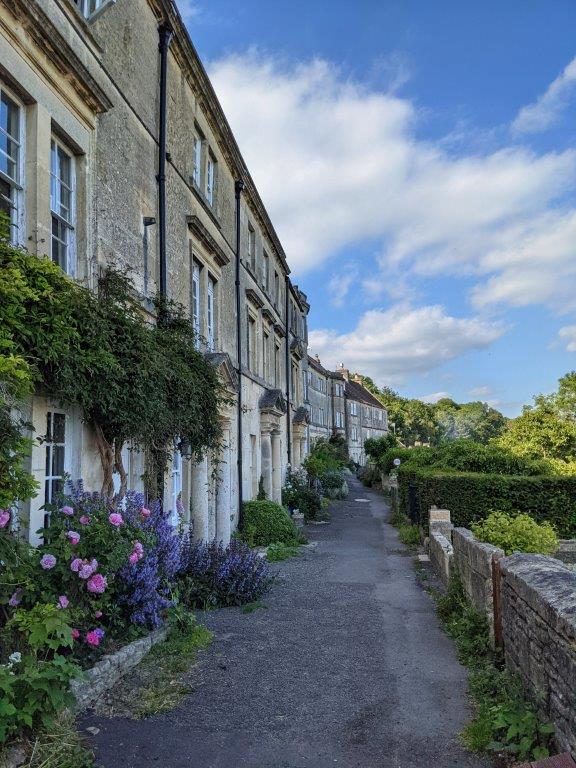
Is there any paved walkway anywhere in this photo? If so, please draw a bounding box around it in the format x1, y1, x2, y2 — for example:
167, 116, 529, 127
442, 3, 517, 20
86, 479, 489, 768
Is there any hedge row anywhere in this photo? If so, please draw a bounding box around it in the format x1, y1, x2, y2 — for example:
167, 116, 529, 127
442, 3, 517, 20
398, 467, 576, 537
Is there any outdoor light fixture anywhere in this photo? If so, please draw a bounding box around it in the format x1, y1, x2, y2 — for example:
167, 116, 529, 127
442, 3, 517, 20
143, 216, 156, 227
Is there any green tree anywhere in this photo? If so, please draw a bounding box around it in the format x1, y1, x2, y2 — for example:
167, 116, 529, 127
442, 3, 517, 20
496, 402, 576, 462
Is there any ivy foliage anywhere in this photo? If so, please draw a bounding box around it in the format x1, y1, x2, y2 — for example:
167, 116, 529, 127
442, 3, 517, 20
0, 221, 224, 500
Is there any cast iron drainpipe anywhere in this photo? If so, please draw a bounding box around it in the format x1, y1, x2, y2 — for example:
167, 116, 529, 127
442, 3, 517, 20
235, 180, 245, 526
156, 22, 172, 505
157, 22, 173, 304
285, 276, 292, 465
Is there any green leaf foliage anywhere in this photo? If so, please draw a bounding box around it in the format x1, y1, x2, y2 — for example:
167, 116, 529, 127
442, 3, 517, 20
240, 500, 300, 547
471, 512, 558, 556
398, 466, 576, 536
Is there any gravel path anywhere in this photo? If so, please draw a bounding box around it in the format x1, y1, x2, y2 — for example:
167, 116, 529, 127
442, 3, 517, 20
84, 479, 490, 768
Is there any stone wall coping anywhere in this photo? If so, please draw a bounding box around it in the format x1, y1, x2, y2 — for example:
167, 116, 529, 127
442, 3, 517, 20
453, 527, 504, 556
70, 626, 168, 711
501, 553, 576, 641
430, 530, 454, 554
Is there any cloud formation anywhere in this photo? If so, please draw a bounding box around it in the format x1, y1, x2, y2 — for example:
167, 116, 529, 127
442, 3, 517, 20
559, 325, 576, 352
308, 304, 503, 387
210, 51, 576, 314
512, 57, 576, 134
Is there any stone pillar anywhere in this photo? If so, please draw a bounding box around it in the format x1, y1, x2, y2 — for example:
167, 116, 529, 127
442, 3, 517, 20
272, 431, 282, 503
207, 455, 216, 540
292, 436, 301, 469
191, 456, 209, 541
261, 429, 273, 500
216, 428, 231, 544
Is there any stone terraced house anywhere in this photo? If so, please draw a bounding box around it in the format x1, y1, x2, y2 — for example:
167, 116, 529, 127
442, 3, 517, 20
1, 0, 311, 543
305, 357, 389, 465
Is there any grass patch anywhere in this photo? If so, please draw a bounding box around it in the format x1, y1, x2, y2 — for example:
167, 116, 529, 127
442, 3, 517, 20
398, 523, 421, 548
266, 541, 302, 562
435, 573, 554, 764
22, 713, 95, 768
241, 600, 267, 614
132, 615, 212, 719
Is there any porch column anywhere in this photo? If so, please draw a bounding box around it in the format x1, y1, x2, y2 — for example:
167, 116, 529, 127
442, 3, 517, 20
292, 435, 301, 469
261, 428, 273, 500
216, 427, 232, 544
191, 456, 209, 541
272, 431, 282, 503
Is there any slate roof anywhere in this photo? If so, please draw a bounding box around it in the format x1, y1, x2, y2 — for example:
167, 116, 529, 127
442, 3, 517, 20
345, 379, 386, 410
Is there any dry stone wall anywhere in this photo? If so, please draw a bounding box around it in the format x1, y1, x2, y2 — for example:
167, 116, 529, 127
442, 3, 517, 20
500, 554, 576, 756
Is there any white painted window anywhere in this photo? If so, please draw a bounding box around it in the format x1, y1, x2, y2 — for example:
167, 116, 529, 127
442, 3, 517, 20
263, 251, 269, 291
191, 260, 201, 349
192, 134, 202, 187
350, 401, 358, 416
263, 330, 270, 381
50, 138, 75, 274
44, 412, 67, 529
247, 310, 257, 370
0, 88, 23, 244
206, 152, 216, 205
207, 275, 216, 351
71, 0, 111, 20
248, 224, 256, 272
335, 411, 344, 428
352, 426, 358, 441
171, 448, 182, 527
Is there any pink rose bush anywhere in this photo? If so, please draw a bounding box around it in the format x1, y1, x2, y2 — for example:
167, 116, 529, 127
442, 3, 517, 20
40, 554, 56, 570
57, 595, 69, 609
67, 530, 80, 545
87, 573, 107, 594
0, 509, 11, 528
109, 512, 123, 527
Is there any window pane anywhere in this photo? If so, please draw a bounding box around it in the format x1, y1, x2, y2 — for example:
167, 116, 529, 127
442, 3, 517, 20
53, 412, 66, 442
52, 445, 65, 476
51, 217, 67, 268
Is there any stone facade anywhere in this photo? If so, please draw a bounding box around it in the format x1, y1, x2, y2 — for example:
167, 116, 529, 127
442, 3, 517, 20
501, 554, 576, 756
2, 0, 309, 543
304, 356, 388, 465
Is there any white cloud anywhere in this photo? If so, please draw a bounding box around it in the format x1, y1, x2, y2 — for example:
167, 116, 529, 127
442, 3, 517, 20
328, 265, 358, 307
419, 392, 452, 404
559, 325, 576, 352
209, 51, 576, 314
512, 57, 576, 135
308, 304, 503, 386
176, 0, 200, 24
469, 385, 491, 397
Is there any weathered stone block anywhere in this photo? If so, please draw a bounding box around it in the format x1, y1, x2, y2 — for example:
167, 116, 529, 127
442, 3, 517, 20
429, 531, 453, 586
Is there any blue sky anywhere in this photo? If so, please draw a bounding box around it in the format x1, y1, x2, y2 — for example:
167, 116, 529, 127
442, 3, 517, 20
179, 0, 576, 415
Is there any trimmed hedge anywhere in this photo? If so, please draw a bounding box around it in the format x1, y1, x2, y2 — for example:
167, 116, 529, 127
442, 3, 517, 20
398, 467, 576, 537
240, 500, 299, 547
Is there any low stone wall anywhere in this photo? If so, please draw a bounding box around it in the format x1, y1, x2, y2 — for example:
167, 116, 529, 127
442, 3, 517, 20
452, 527, 504, 637
429, 531, 453, 586
555, 539, 576, 566
70, 627, 167, 710
500, 554, 576, 755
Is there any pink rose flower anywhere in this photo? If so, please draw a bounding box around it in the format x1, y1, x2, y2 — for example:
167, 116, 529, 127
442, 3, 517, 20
67, 530, 80, 545
8, 588, 23, 607
86, 630, 101, 647
108, 512, 123, 527
129, 551, 139, 565
87, 573, 107, 594
94, 610, 103, 619
140, 507, 151, 518
79, 515, 90, 525
0, 509, 10, 528
71, 558, 83, 573
71, 628, 80, 640
57, 595, 69, 609
40, 554, 56, 570
133, 541, 144, 556
61, 505, 74, 516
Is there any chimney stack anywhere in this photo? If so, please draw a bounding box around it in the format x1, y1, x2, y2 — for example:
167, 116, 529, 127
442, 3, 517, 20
338, 363, 350, 381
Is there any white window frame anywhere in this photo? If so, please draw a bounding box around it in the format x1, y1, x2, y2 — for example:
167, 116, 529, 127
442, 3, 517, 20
207, 275, 216, 351
263, 251, 270, 292
50, 136, 76, 275
350, 401, 358, 416
352, 426, 358, 441
171, 447, 182, 527
0, 85, 25, 246
205, 151, 216, 206
44, 411, 68, 529
71, 0, 112, 20
192, 133, 202, 188
191, 259, 201, 349
248, 224, 256, 272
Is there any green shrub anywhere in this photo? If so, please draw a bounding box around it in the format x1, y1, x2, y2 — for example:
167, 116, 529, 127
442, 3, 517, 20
471, 512, 558, 555
281, 466, 324, 520
364, 435, 398, 463
398, 467, 576, 537
380, 446, 430, 474
398, 524, 421, 547
266, 542, 301, 562
241, 500, 299, 547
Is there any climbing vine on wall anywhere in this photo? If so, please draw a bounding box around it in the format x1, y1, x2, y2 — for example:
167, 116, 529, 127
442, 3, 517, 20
0, 217, 224, 503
